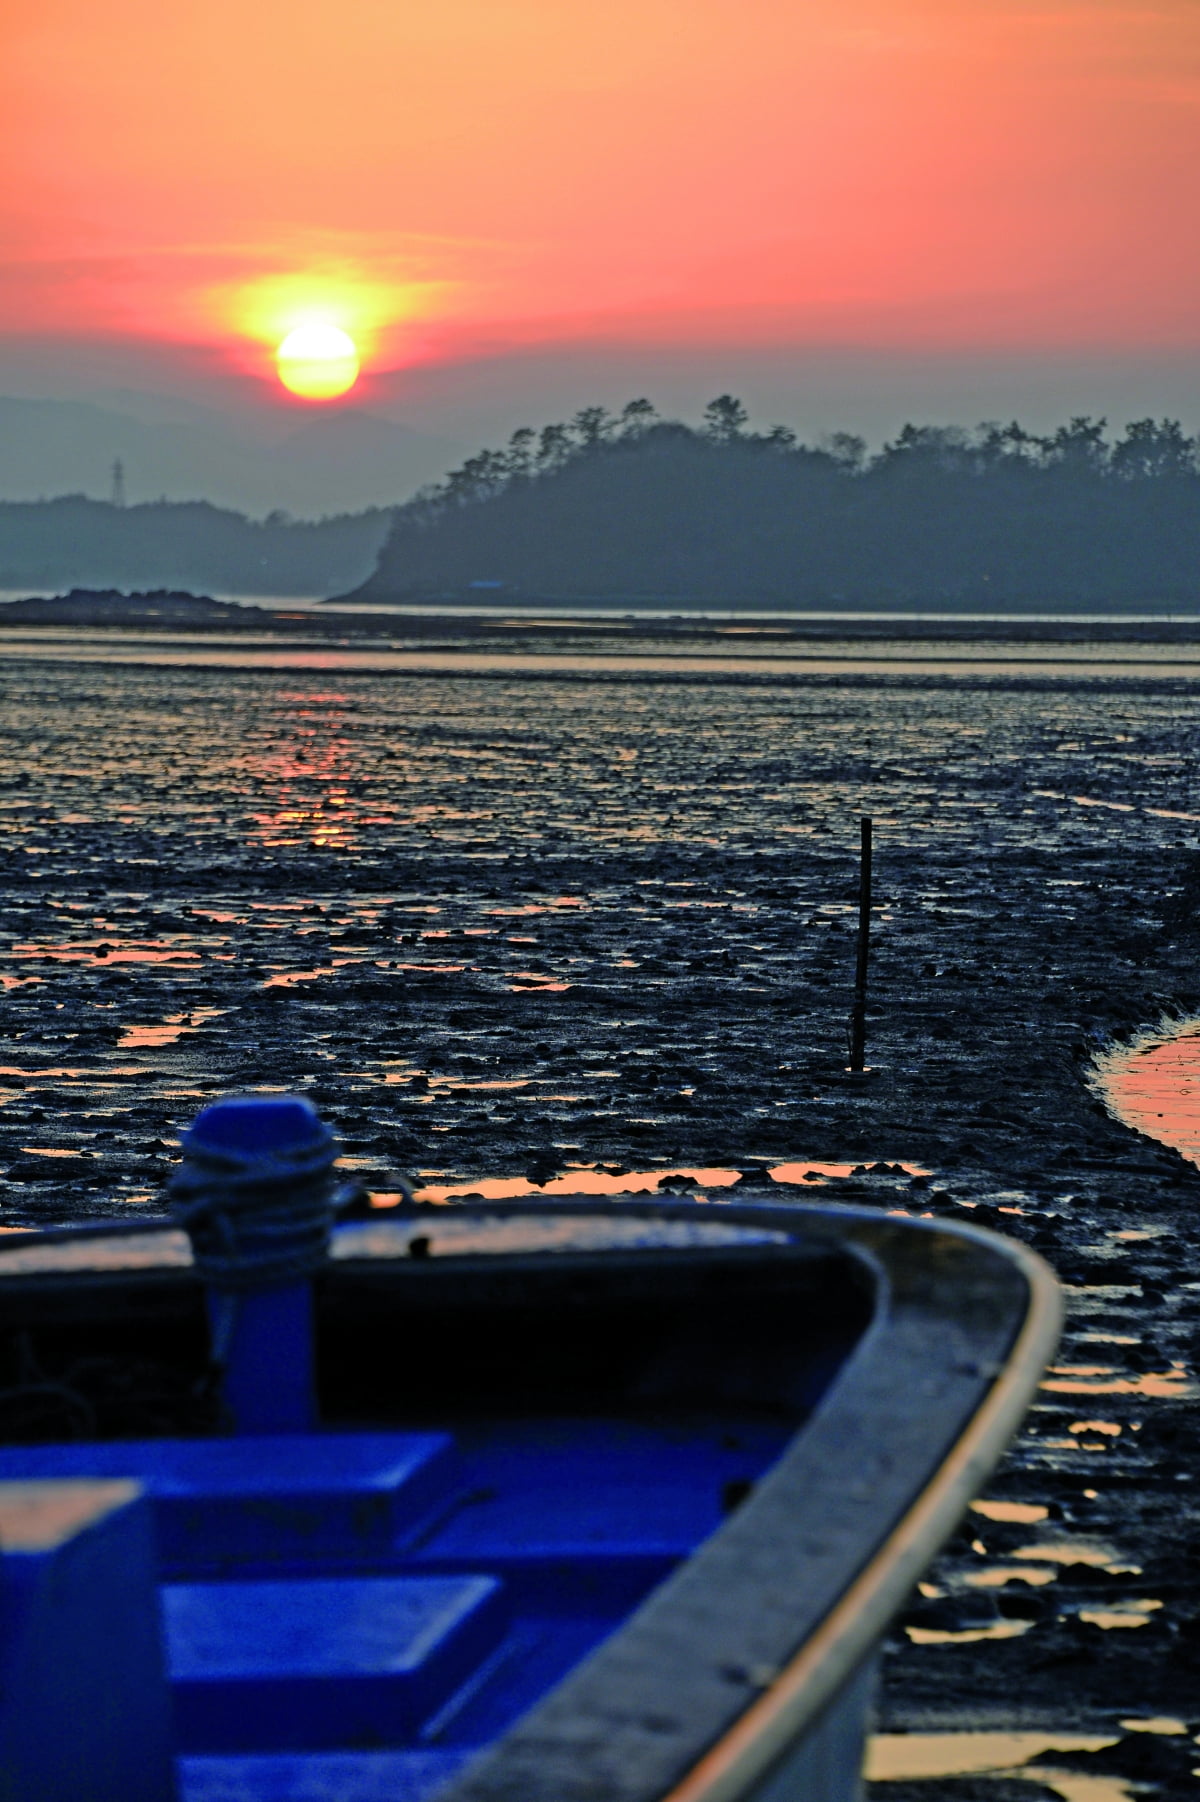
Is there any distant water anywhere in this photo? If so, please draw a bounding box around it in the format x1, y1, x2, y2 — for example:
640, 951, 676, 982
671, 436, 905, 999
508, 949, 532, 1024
261, 600, 1200, 625
9, 591, 1200, 627
6, 625, 1200, 681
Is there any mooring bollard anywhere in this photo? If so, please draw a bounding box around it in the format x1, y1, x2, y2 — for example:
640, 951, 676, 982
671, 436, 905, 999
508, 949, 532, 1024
169, 1095, 340, 1435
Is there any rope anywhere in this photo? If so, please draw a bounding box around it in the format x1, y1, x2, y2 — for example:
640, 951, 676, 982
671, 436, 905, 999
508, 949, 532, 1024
168, 1114, 340, 1364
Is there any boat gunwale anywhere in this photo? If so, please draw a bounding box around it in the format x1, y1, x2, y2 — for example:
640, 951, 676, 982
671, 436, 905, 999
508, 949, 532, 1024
656, 1205, 1062, 1802
424, 1196, 1060, 1802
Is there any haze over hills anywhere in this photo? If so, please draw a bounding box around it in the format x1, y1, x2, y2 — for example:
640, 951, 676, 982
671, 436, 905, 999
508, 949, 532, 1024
0, 395, 463, 517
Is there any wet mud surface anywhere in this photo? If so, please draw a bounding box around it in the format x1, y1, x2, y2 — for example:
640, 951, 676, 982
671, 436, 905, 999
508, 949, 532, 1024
1, 641, 1199, 1793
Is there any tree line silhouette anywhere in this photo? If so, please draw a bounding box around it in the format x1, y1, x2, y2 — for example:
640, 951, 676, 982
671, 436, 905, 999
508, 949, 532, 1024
357, 399, 1200, 609
0, 497, 390, 595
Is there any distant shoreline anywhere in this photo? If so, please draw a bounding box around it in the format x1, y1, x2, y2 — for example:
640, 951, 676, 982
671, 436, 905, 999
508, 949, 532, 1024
7, 588, 1200, 645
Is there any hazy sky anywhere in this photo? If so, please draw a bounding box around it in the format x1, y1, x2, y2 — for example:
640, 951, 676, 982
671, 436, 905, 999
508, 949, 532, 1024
3, 0, 1199, 447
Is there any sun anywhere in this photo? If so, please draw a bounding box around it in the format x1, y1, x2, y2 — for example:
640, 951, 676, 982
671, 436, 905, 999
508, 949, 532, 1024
276, 323, 360, 400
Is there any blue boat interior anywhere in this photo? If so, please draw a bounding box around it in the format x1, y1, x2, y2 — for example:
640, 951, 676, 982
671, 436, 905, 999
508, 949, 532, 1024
0, 1220, 873, 1801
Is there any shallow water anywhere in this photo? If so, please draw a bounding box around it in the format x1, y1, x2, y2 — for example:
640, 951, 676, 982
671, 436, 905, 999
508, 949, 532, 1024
1093, 1023, 1200, 1166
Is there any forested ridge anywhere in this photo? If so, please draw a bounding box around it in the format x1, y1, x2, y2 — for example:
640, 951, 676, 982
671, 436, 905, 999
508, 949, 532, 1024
355, 398, 1200, 609
0, 496, 390, 595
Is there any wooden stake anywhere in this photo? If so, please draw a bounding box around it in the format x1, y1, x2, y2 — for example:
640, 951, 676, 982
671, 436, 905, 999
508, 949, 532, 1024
849, 817, 872, 1071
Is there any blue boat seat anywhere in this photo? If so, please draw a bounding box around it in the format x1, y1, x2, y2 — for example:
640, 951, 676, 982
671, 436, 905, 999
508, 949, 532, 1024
166, 1574, 508, 1752
0, 1419, 796, 1791
177, 1748, 474, 1802
0, 1433, 456, 1575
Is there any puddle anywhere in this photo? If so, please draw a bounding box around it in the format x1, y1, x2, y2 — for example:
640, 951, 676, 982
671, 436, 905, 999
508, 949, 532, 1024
1034, 789, 1200, 830
425, 1078, 531, 1093
867, 1732, 1152, 1802
963, 1565, 1058, 1588
120, 1025, 190, 1049
1117, 1718, 1188, 1735
1013, 1543, 1140, 1574
379, 1159, 926, 1204
0, 1067, 154, 1082
1041, 1364, 1194, 1400
867, 1732, 1115, 1781
263, 959, 371, 989
1092, 1017, 1200, 1164
904, 1618, 1034, 1645
1077, 1599, 1162, 1629
13, 940, 201, 967
970, 1500, 1050, 1525
1024, 1777, 1140, 1802
771, 1158, 927, 1183
117, 1008, 224, 1049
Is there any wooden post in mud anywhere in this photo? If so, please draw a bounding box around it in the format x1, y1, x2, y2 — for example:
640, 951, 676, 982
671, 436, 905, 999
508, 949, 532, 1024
849, 816, 872, 1072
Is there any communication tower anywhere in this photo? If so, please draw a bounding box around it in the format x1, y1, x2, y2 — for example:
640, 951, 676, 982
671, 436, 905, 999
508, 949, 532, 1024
110, 458, 126, 508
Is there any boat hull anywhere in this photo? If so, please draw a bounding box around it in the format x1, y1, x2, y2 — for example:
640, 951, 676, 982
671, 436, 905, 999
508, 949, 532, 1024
0, 1198, 1060, 1802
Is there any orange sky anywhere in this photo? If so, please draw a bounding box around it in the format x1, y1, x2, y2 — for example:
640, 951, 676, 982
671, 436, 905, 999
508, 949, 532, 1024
3, 0, 1199, 405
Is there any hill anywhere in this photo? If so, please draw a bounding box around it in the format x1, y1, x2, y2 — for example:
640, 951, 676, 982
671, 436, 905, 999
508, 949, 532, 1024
348, 400, 1200, 610
0, 496, 391, 596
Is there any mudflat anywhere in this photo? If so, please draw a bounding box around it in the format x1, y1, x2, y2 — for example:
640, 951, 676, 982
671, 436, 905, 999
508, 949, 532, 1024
1, 626, 1198, 1792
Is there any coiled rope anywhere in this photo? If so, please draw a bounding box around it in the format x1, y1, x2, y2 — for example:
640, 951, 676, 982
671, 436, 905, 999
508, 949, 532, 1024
168, 1108, 341, 1365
